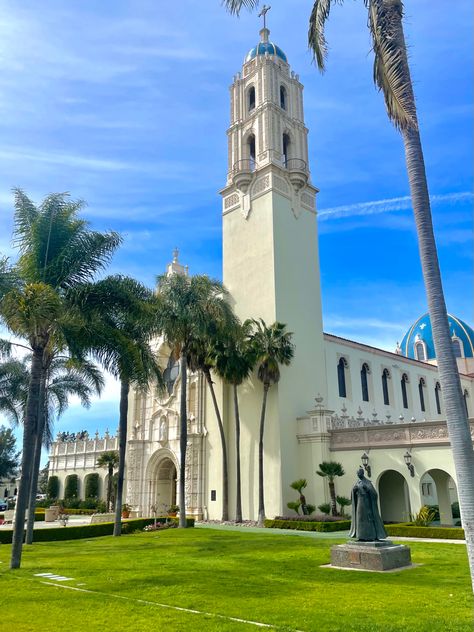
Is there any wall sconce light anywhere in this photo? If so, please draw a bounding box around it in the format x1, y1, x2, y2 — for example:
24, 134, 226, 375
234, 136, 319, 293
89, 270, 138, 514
404, 451, 415, 477
361, 452, 371, 478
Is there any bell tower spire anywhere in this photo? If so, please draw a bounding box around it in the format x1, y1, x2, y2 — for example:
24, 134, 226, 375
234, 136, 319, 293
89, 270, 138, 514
221, 26, 327, 520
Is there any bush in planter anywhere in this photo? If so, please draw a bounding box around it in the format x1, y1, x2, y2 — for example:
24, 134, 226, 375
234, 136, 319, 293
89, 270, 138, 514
64, 474, 79, 500
46, 475, 59, 500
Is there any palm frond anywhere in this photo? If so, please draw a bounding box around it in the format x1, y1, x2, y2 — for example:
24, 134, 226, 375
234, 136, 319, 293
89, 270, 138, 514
368, 0, 417, 131
308, 0, 344, 71
12, 188, 39, 251
223, 0, 260, 16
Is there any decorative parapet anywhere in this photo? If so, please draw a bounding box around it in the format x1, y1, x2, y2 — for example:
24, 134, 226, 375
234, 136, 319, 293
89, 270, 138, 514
50, 429, 119, 458
329, 419, 474, 451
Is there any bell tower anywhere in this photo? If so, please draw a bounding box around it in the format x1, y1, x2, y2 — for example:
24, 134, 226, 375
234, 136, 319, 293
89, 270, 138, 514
220, 25, 327, 519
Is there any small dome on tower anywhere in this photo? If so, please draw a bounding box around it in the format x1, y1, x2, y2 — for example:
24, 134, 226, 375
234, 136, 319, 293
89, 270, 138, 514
244, 28, 288, 64
400, 313, 474, 361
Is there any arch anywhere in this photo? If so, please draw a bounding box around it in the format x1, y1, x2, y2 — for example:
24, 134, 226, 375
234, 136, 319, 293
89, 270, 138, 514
280, 84, 287, 110
360, 362, 370, 402
337, 357, 348, 398
247, 85, 256, 112
420, 469, 459, 526
418, 377, 426, 412
246, 133, 256, 171
145, 449, 178, 516
435, 381, 442, 415
382, 368, 390, 405
452, 337, 463, 358
378, 470, 411, 523
282, 132, 290, 168
400, 373, 409, 409
415, 341, 426, 361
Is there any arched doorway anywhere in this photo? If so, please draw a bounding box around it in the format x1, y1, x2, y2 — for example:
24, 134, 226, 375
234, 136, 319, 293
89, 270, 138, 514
378, 470, 411, 523
147, 456, 177, 515
420, 469, 459, 526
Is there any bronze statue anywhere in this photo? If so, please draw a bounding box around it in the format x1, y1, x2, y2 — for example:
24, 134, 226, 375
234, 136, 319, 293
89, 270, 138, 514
349, 467, 387, 541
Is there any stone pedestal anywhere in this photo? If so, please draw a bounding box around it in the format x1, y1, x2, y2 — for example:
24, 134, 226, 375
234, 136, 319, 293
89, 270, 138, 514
330, 540, 412, 572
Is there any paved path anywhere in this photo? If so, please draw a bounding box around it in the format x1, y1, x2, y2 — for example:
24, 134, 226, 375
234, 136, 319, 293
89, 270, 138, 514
0, 515, 91, 530
195, 522, 467, 544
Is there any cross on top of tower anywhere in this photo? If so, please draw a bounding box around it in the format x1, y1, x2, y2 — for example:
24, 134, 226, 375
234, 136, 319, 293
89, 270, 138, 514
258, 4, 271, 29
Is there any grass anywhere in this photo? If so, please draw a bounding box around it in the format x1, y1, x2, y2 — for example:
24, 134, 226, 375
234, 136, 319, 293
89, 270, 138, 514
0, 527, 472, 631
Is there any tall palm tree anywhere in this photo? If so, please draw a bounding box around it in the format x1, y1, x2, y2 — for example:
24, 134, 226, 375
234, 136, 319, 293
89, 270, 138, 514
73, 275, 164, 536
250, 319, 294, 526
213, 321, 255, 522
316, 461, 345, 516
224, 0, 474, 590
97, 451, 119, 511
156, 273, 235, 528
0, 189, 121, 569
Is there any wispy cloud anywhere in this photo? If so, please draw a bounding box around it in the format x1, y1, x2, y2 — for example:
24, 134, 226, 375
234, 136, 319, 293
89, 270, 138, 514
318, 191, 473, 221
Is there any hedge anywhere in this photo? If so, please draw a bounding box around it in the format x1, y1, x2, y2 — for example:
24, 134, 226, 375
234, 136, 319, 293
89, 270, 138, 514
0, 516, 195, 544
385, 523, 465, 540
265, 518, 351, 532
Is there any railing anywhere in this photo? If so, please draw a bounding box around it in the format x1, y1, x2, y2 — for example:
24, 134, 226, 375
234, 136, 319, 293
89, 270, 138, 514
233, 159, 255, 174
285, 158, 307, 172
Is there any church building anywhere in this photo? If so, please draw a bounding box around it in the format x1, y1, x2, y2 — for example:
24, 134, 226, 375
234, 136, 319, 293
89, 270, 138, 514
49, 26, 474, 527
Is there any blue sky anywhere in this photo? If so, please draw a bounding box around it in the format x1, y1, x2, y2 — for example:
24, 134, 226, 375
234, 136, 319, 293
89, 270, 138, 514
0, 0, 472, 441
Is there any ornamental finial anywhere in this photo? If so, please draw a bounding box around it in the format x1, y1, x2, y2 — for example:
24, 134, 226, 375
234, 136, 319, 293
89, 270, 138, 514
173, 247, 179, 263
258, 4, 271, 29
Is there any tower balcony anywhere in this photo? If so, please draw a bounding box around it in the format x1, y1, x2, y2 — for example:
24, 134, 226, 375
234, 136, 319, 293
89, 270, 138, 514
285, 158, 308, 191
232, 159, 255, 192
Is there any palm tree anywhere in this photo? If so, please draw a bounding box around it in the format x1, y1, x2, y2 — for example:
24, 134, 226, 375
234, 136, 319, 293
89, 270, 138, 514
0, 355, 104, 543
97, 451, 119, 511
156, 273, 235, 528
73, 275, 164, 536
250, 319, 294, 526
213, 321, 255, 522
316, 461, 345, 516
0, 189, 121, 569
224, 0, 474, 590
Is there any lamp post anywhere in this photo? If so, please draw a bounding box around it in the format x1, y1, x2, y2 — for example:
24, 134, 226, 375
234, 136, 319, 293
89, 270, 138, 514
404, 451, 415, 477
361, 452, 371, 478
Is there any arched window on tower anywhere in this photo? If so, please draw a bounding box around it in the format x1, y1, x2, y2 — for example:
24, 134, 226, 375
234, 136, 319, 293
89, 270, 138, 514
418, 377, 426, 412
248, 86, 256, 112
435, 382, 442, 415
282, 133, 290, 168
248, 134, 256, 171
382, 368, 390, 405
452, 338, 463, 358
280, 85, 287, 110
401, 373, 409, 409
360, 363, 370, 402
337, 357, 348, 398
415, 342, 426, 361
464, 389, 470, 416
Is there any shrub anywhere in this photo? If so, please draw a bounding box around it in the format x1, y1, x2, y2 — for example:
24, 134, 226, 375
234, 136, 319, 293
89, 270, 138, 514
274, 514, 346, 522
265, 518, 351, 532
63, 497, 81, 509
426, 504, 440, 521
46, 476, 59, 499
384, 523, 464, 540
96, 500, 107, 514
318, 503, 331, 515
452, 502, 460, 519
0, 516, 195, 544
412, 505, 437, 526
64, 475, 79, 500
85, 473, 99, 499
287, 501, 301, 515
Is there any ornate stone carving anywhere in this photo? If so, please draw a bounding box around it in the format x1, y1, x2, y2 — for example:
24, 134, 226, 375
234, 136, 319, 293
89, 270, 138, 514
273, 175, 290, 195
224, 193, 239, 209
301, 192, 315, 208
252, 175, 270, 196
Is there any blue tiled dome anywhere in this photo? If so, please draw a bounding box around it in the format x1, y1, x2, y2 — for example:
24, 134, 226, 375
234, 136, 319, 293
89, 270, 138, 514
401, 313, 474, 361
245, 41, 287, 64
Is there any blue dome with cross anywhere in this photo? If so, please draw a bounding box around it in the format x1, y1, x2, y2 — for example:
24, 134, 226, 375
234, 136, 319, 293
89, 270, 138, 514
400, 313, 474, 361
244, 27, 287, 64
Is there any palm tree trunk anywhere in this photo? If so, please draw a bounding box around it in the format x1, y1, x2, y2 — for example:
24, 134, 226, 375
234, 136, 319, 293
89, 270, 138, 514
257, 384, 269, 527
107, 464, 113, 511
25, 374, 46, 545
10, 347, 43, 569
178, 353, 188, 528
403, 124, 474, 584
233, 383, 242, 523
328, 480, 337, 516
114, 378, 129, 536
204, 368, 228, 522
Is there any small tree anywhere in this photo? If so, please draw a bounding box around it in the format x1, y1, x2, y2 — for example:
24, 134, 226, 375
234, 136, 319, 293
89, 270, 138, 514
0, 426, 19, 479
316, 461, 345, 516
46, 475, 59, 500
97, 451, 119, 512
64, 474, 79, 500
336, 495, 351, 517
85, 473, 99, 499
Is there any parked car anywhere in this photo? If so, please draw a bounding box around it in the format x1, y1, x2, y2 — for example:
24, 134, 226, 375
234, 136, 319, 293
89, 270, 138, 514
0, 500, 8, 512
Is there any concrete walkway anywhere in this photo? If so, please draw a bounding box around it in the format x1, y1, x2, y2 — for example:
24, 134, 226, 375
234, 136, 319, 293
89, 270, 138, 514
195, 522, 467, 544
0, 515, 91, 530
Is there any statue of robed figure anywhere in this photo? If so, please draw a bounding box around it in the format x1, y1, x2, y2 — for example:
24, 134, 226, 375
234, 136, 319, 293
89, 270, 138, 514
349, 467, 387, 541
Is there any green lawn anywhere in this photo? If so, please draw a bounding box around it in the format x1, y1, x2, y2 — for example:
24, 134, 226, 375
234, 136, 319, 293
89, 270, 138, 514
0, 527, 472, 631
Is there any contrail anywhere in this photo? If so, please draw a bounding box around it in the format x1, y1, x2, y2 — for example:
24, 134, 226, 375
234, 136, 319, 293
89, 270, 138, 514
318, 191, 473, 221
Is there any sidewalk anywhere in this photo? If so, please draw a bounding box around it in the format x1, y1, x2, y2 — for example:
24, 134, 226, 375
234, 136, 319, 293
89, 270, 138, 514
0, 515, 91, 530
